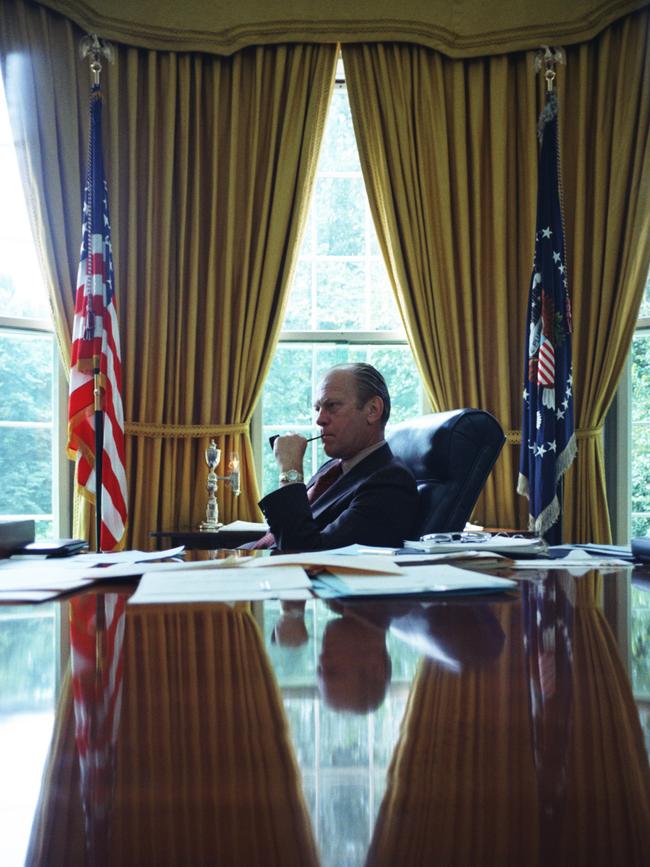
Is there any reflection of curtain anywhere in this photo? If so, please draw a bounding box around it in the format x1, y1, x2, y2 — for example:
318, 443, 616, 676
0, 0, 336, 547
344, 9, 650, 539
366, 605, 539, 867
112, 603, 319, 866
25, 602, 319, 866
366, 578, 650, 867
557, 576, 650, 865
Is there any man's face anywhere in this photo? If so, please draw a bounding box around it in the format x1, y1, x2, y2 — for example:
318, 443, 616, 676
314, 369, 383, 459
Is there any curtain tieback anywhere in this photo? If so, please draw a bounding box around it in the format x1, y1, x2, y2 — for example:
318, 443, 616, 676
125, 421, 249, 439
505, 426, 601, 445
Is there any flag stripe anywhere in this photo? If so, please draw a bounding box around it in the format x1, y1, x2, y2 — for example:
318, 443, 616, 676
67, 85, 128, 551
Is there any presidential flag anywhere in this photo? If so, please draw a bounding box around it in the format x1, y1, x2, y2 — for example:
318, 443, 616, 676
68, 83, 127, 550
518, 91, 576, 541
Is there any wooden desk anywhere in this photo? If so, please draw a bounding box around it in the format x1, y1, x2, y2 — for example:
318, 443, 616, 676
2, 561, 649, 866
152, 527, 265, 549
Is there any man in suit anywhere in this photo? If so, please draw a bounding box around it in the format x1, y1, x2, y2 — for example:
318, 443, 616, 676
257, 362, 418, 551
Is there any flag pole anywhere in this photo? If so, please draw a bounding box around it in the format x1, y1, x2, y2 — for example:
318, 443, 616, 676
518, 45, 576, 545
82, 36, 110, 552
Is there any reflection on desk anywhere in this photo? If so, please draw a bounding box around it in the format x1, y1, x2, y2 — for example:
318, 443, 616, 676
1, 564, 649, 867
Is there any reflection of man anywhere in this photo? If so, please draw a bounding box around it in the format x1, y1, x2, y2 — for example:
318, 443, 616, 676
256, 363, 418, 551
318, 611, 392, 714
271, 601, 309, 647
317, 600, 506, 715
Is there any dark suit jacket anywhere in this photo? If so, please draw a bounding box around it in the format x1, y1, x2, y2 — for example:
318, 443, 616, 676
258, 443, 418, 551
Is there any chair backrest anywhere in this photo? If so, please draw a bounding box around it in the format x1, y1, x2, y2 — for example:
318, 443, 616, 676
386, 409, 506, 538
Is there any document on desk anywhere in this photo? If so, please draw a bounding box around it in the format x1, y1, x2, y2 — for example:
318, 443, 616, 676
240, 551, 402, 575
313, 564, 517, 598
0, 560, 97, 595
63, 546, 186, 566
128, 564, 312, 604
404, 537, 547, 556
509, 549, 633, 573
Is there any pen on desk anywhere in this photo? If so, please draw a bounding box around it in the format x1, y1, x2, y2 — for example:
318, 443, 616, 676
268, 433, 324, 448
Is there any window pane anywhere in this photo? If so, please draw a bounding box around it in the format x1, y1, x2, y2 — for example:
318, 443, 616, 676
316, 260, 364, 329
631, 331, 650, 537
640, 270, 650, 319
0, 425, 53, 517
283, 258, 312, 331
318, 87, 360, 174
0, 78, 49, 321
315, 176, 365, 256
0, 330, 53, 423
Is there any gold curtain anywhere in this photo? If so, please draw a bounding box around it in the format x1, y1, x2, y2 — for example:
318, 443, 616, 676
0, 0, 336, 548
343, 9, 650, 542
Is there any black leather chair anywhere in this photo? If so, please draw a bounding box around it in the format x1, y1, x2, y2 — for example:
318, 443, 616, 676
386, 409, 506, 538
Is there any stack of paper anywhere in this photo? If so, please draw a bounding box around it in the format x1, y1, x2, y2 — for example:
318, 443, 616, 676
404, 536, 548, 556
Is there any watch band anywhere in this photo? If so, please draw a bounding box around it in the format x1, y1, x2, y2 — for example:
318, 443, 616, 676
279, 469, 304, 484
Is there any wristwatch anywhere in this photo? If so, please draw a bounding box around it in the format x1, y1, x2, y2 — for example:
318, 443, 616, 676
279, 469, 304, 484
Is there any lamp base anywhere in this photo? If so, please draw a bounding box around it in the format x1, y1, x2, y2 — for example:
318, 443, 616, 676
199, 520, 223, 532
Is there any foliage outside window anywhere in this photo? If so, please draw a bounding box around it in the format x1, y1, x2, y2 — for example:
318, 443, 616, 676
631, 273, 650, 739
631, 277, 650, 538
260, 84, 422, 495
0, 75, 57, 538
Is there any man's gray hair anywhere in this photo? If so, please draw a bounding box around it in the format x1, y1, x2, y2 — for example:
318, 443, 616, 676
331, 363, 391, 427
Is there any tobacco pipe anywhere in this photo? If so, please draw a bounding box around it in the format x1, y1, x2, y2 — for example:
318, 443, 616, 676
268, 433, 324, 448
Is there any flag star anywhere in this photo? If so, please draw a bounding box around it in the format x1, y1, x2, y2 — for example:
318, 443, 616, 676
556, 408, 565, 419
541, 227, 552, 239
537, 444, 547, 457
548, 440, 557, 452
562, 399, 569, 409
553, 251, 561, 263
566, 386, 572, 398
558, 264, 565, 274
523, 388, 529, 401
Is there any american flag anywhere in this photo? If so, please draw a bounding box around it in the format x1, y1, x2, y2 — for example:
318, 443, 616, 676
518, 91, 576, 542
68, 83, 127, 551
70, 592, 127, 860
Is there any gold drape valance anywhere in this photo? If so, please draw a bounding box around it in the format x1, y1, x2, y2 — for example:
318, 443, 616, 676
33, 0, 648, 57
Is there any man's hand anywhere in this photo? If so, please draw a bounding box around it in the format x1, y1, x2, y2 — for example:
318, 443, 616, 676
274, 433, 308, 473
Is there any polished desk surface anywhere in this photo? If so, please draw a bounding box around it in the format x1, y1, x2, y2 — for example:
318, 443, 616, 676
1, 555, 649, 867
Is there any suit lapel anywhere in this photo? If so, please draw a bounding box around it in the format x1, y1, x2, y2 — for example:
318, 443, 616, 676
309, 443, 392, 518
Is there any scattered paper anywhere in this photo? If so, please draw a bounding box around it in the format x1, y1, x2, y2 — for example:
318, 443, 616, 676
69, 546, 186, 566
509, 549, 633, 573
128, 565, 311, 604
241, 551, 402, 575
314, 564, 517, 597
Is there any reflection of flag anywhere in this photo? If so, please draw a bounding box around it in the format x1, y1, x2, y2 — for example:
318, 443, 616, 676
518, 91, 576, 541
70, 593, 127, 860
522, 576, 574, 863
67, 83, 127, 551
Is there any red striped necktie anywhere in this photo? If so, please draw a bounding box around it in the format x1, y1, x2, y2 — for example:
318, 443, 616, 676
249, 460, 343, 550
